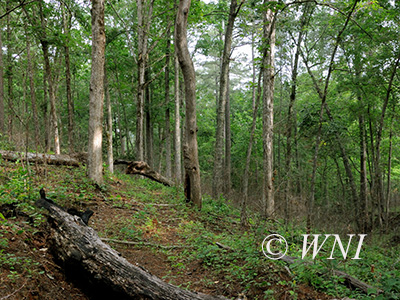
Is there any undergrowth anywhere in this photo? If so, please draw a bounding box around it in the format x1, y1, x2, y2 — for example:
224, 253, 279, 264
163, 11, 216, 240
0, 158, 399, 299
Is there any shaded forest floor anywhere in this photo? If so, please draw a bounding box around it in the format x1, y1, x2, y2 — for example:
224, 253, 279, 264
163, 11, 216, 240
0, 160, 398, 299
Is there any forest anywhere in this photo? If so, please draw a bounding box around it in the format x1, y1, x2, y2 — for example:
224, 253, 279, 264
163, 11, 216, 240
0, 0, 400, 299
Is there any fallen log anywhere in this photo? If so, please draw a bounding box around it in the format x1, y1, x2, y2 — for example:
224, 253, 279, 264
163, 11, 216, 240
35, 196, 226, 300
0, 150, 80, 167
280, 255, 381, 294
115, 159, 174, 187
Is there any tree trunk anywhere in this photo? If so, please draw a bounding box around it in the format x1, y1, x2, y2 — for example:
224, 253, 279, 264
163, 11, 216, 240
165, 28, 172, 179
212, 0, 241, 198
0, 23, 4, 134
262, 0, 276, 218
26, 36, 40, 151
105, 66, 114, 173
87, 0, 106, 185
224, 84, 231, 195
145, 70, 153, 166
136, 0, 154, 161
175, 0, 202, 209
62, 4, 74, 154
174, 51, 182, 184
6, 0, 13, 142
35, 198, 226, 300
39, 0, 60, 155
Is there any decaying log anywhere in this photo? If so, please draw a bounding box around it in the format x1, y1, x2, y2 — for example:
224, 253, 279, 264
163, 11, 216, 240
280, 255, 381, 294
0, 150, 80, 166
35, 197, 226, 300
115, 159, 174, 187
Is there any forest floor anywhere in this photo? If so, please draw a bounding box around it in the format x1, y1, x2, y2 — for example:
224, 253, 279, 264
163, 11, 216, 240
0, 160, 397, 299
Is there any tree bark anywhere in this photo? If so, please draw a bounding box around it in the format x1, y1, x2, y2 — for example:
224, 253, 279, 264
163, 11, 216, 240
0, 22, 4, 134
212, 0, 242, 198
39, 0, 60, 155
6, 0, 13, 142
62, 3, 74, 154
105, 66, 114, 173
35, 198, 226, 300
173, 27, 182, 184
87, 0, 106, 185
136, 0, 154, 161
165, 27, 172, 179
175, 0, 202, 209
145, 70, 153, 167
262, 0, 276, 218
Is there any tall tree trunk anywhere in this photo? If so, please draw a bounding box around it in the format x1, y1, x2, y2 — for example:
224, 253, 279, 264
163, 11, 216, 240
26, 36, 40, 151
262, 0, 276, 218
373, 49, 400, 226
105, 66, 113, 173
87, 0, 106, 185
285, 3, 311, 223
39, 0, 60, 154
212, 0, 242, 198
174, 51, 182, 183
224, 83, 231, 195
62, 3, 74, 154
6, 0, 13, 141
145, 70, 153, 166
385, 109, 394, 230
175, 0, 201, 209
0, 22, 4, 134
165, 28, 172, 179
136, 0, 154, 161
114, 68, 125, 156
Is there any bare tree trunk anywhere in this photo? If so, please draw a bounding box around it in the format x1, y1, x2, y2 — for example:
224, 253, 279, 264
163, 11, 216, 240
385, 109, 394, 230
26, 36, 40, 151
87, 0, 106, 185
224, 83, 231, 195
241, 60, 263, 226
39, 0, 60, 154
0, 23, 4, 134
62, 3, 74, 154
136, 0, 154, 161
174, 52, 182, 183
285, 3, 311, 224
175, 0, 201, 209
165, 28, 172, 179
6, 0, 13, 142
212, 0, 242, 198
104, 67, 113, 173
145, 70, 153, 166
114, 68, 125, 156
262, 1, 276, 218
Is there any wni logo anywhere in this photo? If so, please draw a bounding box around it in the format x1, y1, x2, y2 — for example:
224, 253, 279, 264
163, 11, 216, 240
301, 234, 367, 260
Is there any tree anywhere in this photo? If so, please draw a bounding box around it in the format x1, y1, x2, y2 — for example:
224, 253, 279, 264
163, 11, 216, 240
262, 0, 276, 218
212, 0, 243, 198
175, 0, 202, 209
87, 0, 106, 185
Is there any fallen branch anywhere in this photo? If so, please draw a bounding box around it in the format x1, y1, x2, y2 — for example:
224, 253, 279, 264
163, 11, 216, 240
35, 196, 226, 300
0, 150, 80, 167
115, 159, 174, 187
100, 238, 193, 250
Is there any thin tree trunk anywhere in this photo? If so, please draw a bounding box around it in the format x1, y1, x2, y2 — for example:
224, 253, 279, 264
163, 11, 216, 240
175, 0, 201, 209
26, 36, 40, 151
104, 66, 113, 173
39, 0, 60, 154
385, 109, 394, 230
0, 22, 4, 134
165, 28, 172, 179
87, 0, 106, 185
212, 0, 242, 198
262, 0, 276, 218
224, 82, 231, 195
145, 70, 153, 167
174, 51, 182, 183
114, 68, 125, 156
62, 4, 74, 154
6, 0, 13, 142
136, 0, 154, 161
